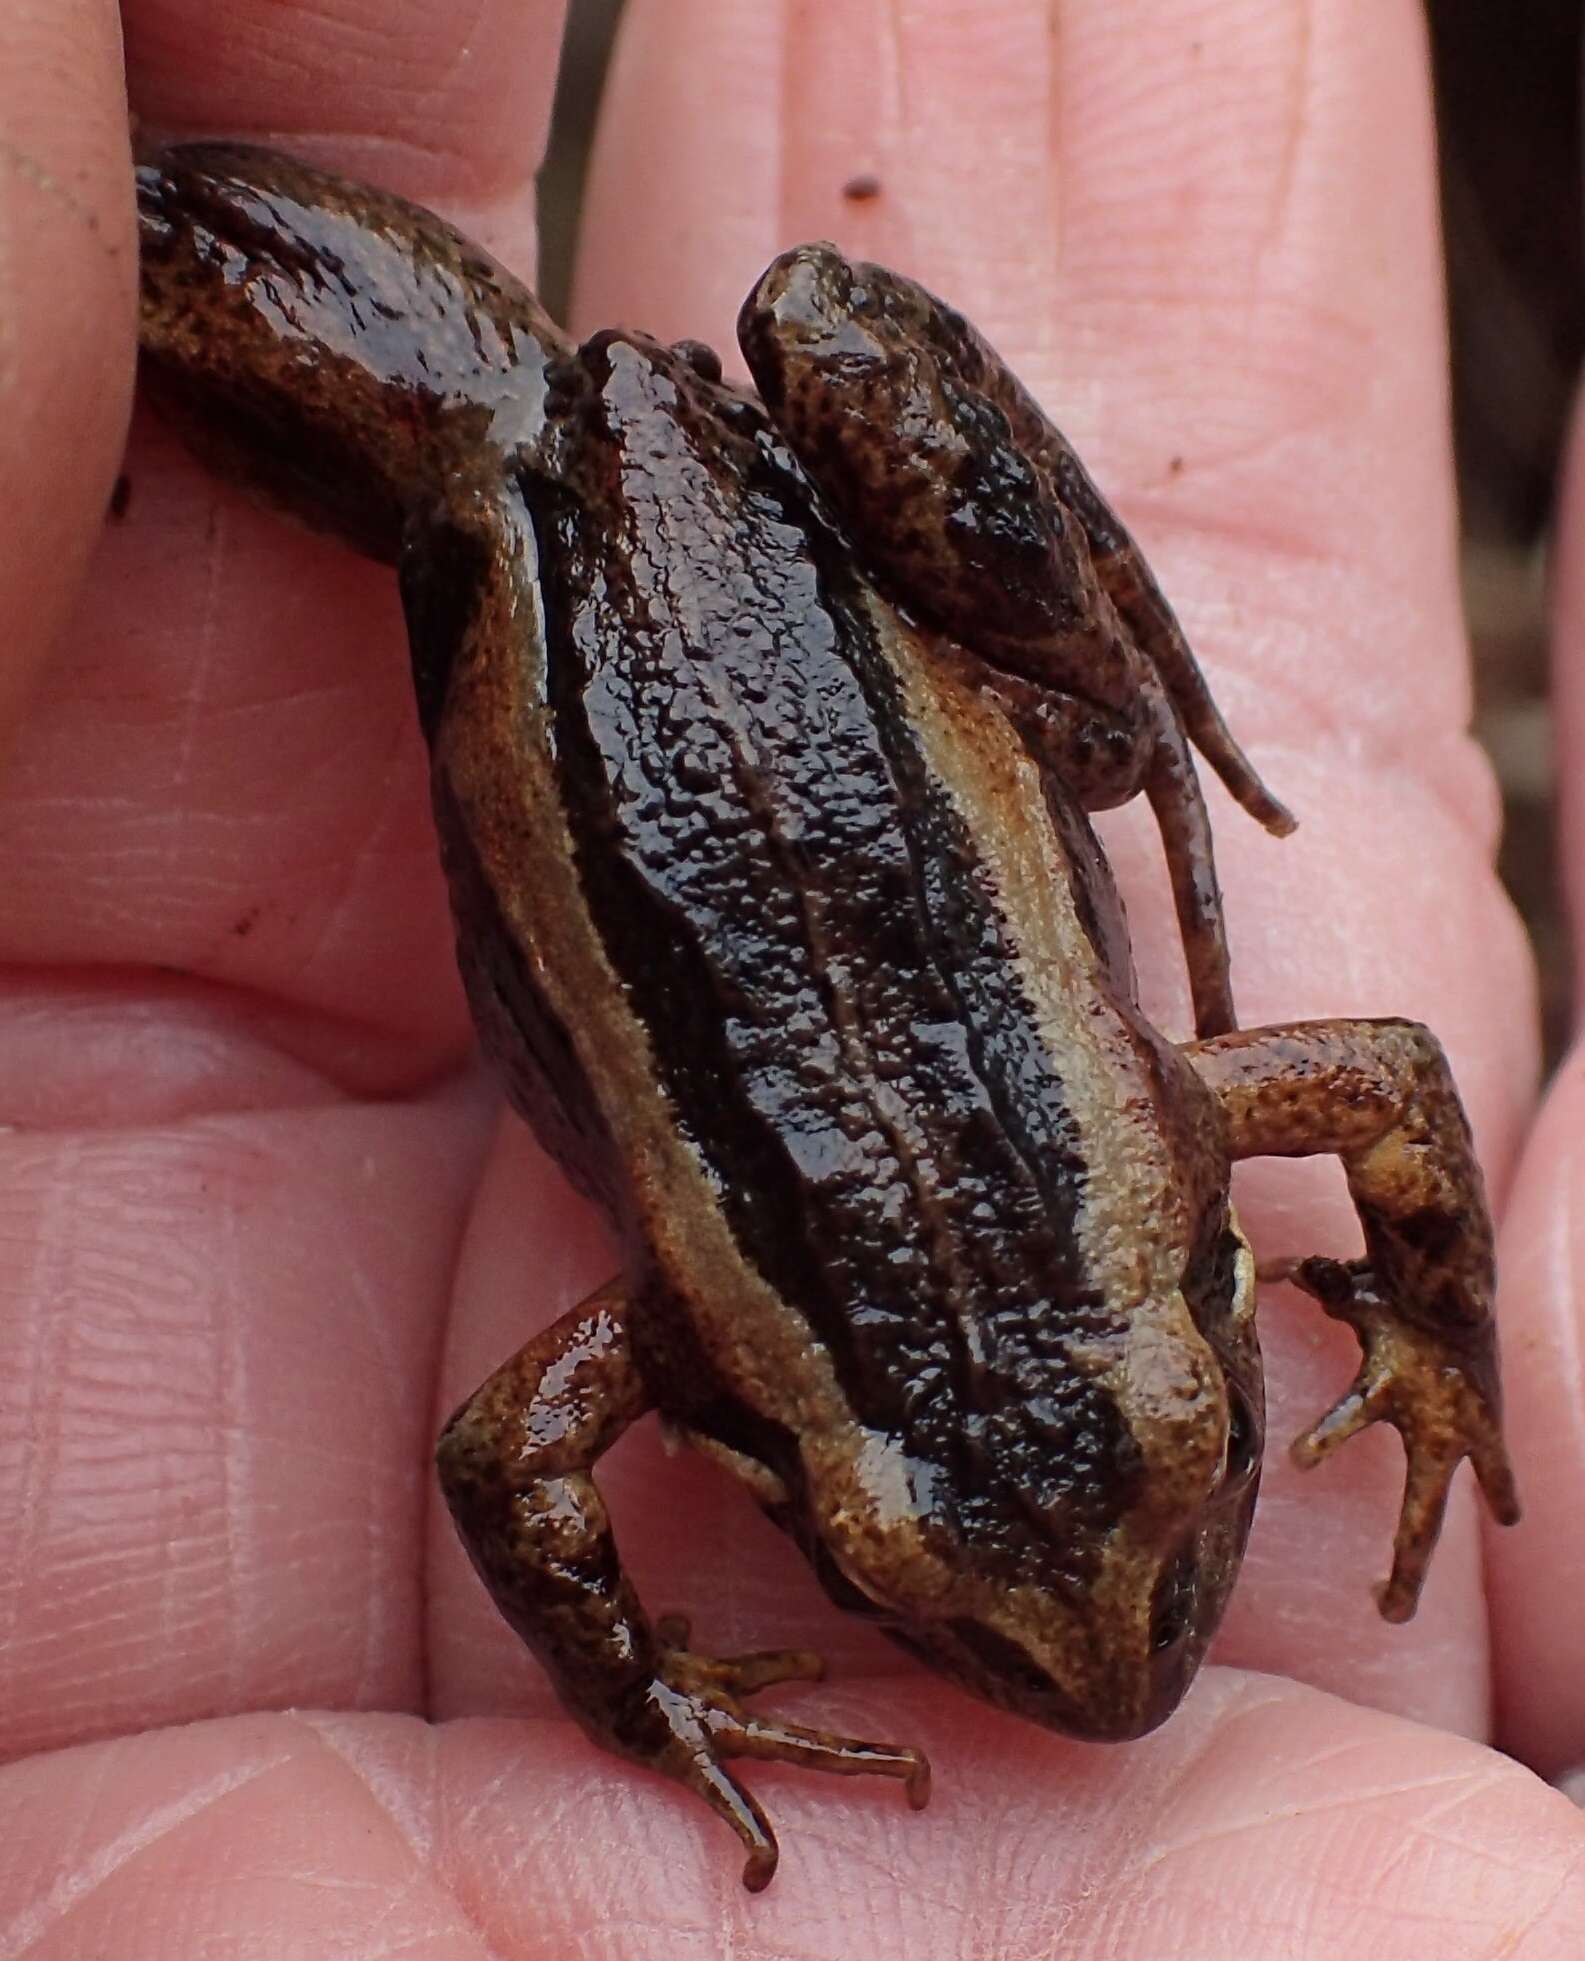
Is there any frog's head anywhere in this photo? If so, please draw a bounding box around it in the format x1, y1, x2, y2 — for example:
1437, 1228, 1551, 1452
900, 1403, 1262, 1744
736, 240, 980, 487
738, 240, 1106, 682
799, 1234, 1264, 1741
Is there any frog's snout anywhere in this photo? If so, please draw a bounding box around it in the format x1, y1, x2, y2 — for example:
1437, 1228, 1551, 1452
738, 243, 890, 417
749, 241, 853, 326
741, 242, 872, 359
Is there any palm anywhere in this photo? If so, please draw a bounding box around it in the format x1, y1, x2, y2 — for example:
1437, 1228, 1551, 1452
1, 0, 1581, 1952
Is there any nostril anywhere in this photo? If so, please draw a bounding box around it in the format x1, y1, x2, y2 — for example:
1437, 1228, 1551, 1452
1224, 1385, 1259, 1483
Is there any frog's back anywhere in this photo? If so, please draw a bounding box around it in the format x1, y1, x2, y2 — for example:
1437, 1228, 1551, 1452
423, 329, 1237, 1567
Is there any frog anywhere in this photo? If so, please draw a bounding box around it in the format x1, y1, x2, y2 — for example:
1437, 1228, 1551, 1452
134, 140, 1519, 1892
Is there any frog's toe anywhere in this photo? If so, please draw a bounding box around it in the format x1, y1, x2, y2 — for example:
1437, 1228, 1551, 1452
638, 1653, 930, 1888
1375, 1443, 1460, 1621
662, 1641, 929, 1795
701, 1701, 931, 1811
1376, 1398, 1520, 1619
671, 1741, 782, 1892
1283, 1258, 1413, 1471
1283, 1257, 1518, 1620
1471, 1428, 1522, 1529
1290, 1372, 1393, 1467
661, 1633, 826, 1699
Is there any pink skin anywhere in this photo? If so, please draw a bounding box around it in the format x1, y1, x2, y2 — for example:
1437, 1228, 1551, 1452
1, 0, 1581, 1950
1493, 404, 1585, 1781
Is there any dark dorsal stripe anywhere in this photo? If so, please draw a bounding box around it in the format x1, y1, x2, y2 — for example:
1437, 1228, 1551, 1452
531, 338, 1142, 1561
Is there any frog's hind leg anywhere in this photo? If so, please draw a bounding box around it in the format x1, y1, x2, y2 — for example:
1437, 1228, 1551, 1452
1039, 434, 1295, 841
979, 651, 1239, 1034
1141, 673, 1235, 1037
436, 1278, 929, 1891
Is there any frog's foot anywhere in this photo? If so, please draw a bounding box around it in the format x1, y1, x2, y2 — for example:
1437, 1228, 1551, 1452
632, 1621, 930, 1891
1275, 1256, 1521, 1621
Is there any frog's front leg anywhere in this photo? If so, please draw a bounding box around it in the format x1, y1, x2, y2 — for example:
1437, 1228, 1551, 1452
1188, 1021, 1521, 1618
436, 1279, 929, 1891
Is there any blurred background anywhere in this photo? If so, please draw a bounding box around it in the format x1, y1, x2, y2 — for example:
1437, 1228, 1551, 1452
538, 0, 1579, 1064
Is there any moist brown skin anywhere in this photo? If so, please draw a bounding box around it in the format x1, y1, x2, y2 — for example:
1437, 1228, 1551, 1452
134, 143, 1519, 1893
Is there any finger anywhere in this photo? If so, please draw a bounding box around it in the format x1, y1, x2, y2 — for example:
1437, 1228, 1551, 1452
126, 0, 559, 204
0, 0, 565, 1049
0, 4, 564, 1750
539, 0, 1527, 1741
0, 1686, 1579, 1954
0, 1078, 492, 1764
1486, 392, 1585, 1772
0, 0, 135, 750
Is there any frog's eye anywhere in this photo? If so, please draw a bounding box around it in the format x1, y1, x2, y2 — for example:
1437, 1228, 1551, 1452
1150, 1547, 1198, 1654
673, 339, 723, 384
1224, 1386, 1259, 1483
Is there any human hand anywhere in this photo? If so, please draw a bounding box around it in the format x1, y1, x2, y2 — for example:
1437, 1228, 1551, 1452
1, 1, 1582, 1954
